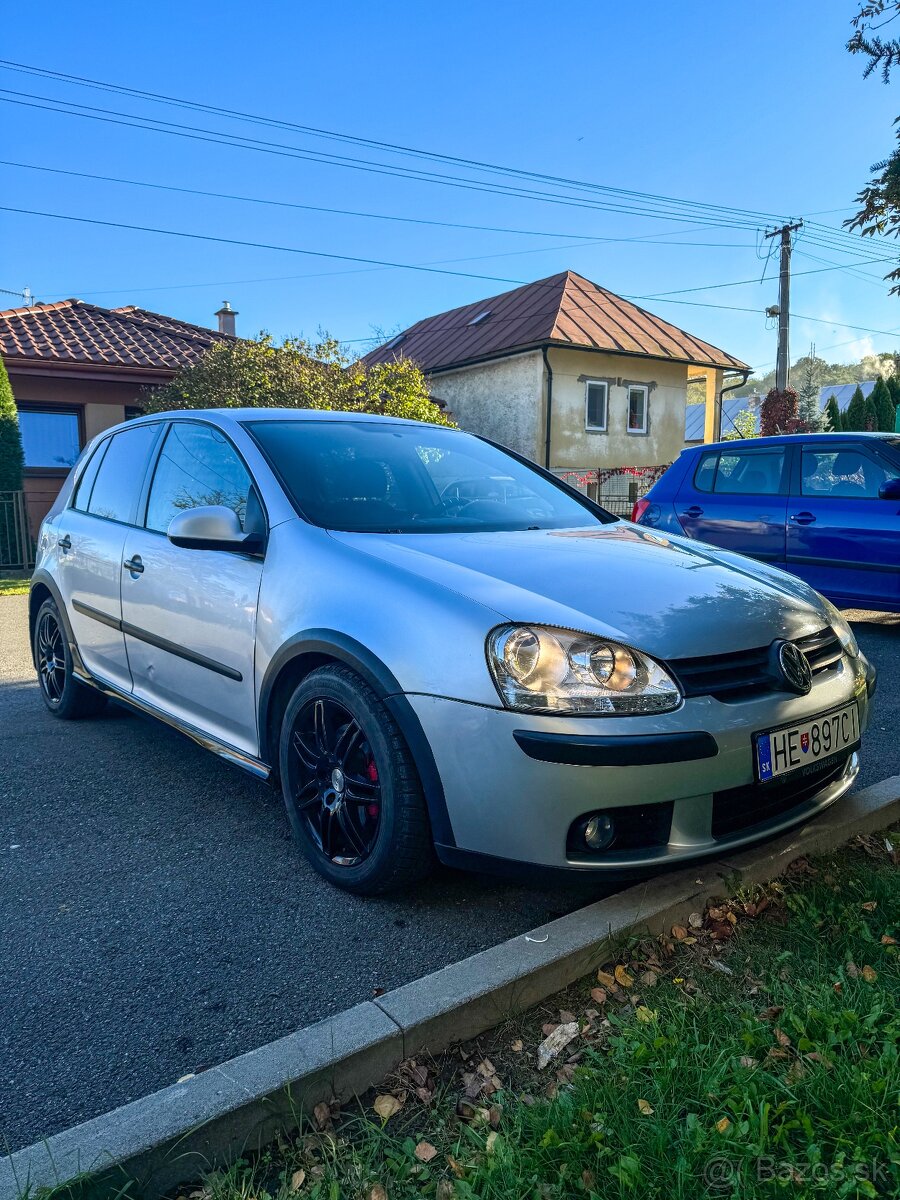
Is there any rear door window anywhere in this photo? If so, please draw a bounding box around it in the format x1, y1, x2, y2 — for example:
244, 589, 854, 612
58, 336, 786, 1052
713, 448, 785, 495
85, 423, 160, 524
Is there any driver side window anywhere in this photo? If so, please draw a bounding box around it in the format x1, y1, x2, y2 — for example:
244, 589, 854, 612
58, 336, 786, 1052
801, 447, 891, 499
146, 423, 252, 534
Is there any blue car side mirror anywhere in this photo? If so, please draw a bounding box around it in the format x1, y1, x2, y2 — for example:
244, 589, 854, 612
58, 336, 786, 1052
878, 478, 900, 501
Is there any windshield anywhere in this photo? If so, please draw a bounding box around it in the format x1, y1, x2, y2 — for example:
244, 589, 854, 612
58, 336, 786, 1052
246, 420, 612, 533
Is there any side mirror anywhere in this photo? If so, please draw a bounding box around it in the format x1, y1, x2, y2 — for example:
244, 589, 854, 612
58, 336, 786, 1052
878, 478, 900, 501
167, 505, 264, 552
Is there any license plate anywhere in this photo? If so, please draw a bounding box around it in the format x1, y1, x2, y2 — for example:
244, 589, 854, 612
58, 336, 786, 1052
755, 703, 860, 783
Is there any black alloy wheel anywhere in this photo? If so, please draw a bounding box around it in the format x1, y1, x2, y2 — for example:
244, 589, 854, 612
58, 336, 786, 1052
32, 597, 107, 719
279, 664, 432, 894
290, 696, 382, 866
36, 608, 66, 705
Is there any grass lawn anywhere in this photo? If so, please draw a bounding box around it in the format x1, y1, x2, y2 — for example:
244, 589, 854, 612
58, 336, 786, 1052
0, 576, 29, 596
166, 833, 900, 1200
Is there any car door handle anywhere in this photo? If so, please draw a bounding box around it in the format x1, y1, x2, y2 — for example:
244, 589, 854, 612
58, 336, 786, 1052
58, 534, 71, 552
790, 512, 816, 525
682, 505, 704, 518
123, 555, 144, 575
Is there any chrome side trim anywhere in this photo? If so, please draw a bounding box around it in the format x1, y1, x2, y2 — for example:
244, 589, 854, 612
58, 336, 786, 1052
72, 666, 271, 781
72, 599, 243, 682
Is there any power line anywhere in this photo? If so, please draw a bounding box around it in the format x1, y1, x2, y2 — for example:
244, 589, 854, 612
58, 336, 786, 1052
6, 202, 891, 307
0, 159, 756, 250
0, 58, 794, 229
0, 88, 782, 233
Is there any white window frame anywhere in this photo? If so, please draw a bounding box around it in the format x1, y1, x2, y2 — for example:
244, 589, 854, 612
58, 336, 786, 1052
626, 384, 649, 435
584, 379, 609, 432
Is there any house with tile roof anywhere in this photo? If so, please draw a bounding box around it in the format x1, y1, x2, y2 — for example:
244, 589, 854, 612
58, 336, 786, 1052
363, 270, 749, 499
0, 298, 236, 534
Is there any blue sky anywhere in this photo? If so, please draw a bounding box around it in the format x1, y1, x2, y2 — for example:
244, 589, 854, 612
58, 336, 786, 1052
2, 0, 899, 374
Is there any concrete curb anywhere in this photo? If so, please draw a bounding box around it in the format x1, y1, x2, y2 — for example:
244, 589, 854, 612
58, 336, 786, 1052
3, 775, 898, 1200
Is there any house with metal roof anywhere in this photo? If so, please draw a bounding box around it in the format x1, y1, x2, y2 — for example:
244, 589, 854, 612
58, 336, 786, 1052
0, 298, 236, 534
363, 270, 749, 496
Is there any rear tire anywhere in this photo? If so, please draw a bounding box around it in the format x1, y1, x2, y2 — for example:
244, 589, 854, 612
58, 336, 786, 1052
33, 598, 107, 719
279, 664, 432, 894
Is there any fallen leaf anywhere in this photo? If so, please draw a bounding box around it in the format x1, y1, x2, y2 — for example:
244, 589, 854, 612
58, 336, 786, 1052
541, 1022, 558, 1037
558, 1009, 577, 1025
537, 1021, 579, 1070
373, 1094, 403, 1121
436, 1182, 455, 1200
596, 969, 616, 989
846, 961, 859, 979
476, 1059, 496, 1078
715, 1117, 731, 1134
758, 1005, 784, 1022
313, 1101, 332, 1131
485, 1131, 498, 1153
582, 1170, 595, 1190
489, 1104, 502, 1129
637, 1098, 654, 1115
881, 935, 897, 945
289, 1169, 306, 1193
640, 971, 658, 987
447, 1157, 466, 1179
862, 964, 878, 983
672, 925, 688, 941
367, 1186, 388, 1200
590, 987, 608, 1005
635, 1005, 656, 1024
739, 1056, 758, 1068
689, 912, 703, 928
861, 901, 878, 912
614, 965, 634, 988
510, 1038, 524, 1052
774, 1028, 791, 1048
414, 1142, 437, 1163
520, 1093, 535, 1106
833, 981, 843, 995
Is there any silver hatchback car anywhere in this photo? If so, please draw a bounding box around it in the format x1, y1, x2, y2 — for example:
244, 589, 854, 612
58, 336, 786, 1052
30, 409, 875, 893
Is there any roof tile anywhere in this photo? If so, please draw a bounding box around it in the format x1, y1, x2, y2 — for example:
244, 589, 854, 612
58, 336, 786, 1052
0, 299, 231, 373
363, 270, 748, 373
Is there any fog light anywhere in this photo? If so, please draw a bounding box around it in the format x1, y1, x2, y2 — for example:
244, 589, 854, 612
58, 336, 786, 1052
584, 813, 615, 851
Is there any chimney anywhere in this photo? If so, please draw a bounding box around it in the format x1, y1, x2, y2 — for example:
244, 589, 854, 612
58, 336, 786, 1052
215, 300, 238, 336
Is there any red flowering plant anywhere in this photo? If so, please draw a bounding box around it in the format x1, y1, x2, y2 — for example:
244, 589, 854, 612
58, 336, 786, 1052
760, 387, 800, 435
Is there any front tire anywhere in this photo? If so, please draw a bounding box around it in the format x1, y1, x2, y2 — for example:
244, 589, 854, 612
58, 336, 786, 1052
279, 664, 432, 894
33, 598, 107, 719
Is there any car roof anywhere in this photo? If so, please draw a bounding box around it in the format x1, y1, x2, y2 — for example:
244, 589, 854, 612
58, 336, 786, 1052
685, 431, 899, 453
129, 407, 435, 427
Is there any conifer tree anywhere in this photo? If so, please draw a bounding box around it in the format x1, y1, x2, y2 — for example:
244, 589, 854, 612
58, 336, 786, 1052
824, 394, 842, 432
0, 356, 24, 492
844, 385, 867, 432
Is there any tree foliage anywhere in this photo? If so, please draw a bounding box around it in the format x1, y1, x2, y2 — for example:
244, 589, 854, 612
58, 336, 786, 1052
845, 2, 900, 292
871, 375, 896, 429
141, 333, 452, 427
0, 356, 24, 493
722, 408, 758, 441
734, 350, 895, 399
844, 384, 869, 431
796, 351, 825, 431
825, 394, 844, 431
760, 387, 799, 436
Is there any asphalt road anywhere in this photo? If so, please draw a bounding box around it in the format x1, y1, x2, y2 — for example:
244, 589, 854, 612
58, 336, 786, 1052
1, 595, 897, 1153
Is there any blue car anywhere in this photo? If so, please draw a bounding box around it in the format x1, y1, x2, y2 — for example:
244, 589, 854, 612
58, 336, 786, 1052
634, 433, 900, 613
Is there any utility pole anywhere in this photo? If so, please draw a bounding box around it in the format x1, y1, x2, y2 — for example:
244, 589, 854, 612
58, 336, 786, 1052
764, 221, 803, 391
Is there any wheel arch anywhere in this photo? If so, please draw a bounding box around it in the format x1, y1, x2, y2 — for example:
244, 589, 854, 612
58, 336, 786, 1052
28, 571, 70, 669
259, 631, 455, 847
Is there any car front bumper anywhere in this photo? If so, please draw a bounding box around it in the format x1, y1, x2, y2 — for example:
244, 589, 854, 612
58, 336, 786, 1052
408, 652, 873, 873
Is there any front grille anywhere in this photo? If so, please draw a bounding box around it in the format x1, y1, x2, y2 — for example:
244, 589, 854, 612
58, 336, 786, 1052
566, 802, 674, 856
670, 627, 843, 702
711, 754, 849, 839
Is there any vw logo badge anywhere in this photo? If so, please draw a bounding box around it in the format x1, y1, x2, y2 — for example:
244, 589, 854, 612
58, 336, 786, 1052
778, 641, 812, 695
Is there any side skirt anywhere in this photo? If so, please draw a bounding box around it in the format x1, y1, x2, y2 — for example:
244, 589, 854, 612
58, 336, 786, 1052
73, 665, 272, 782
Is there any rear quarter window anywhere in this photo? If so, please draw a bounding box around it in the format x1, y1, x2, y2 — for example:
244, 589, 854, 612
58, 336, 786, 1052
692, 452, 718, 493
83, 423, 160, 524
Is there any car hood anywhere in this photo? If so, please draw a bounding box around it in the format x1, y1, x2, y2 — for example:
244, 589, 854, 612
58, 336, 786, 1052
330, 522, 830, 660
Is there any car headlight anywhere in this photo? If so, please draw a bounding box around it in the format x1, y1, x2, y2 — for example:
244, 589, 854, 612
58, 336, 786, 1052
821, 599, 859, 659
486, 625, 681, 715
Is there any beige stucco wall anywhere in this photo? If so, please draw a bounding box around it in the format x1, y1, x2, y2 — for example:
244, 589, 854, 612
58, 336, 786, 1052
428, 351, 545, 461
546, 347, 689, 471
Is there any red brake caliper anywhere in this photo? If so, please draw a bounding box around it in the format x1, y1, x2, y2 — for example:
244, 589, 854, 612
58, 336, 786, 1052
366, 759, 379, 817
